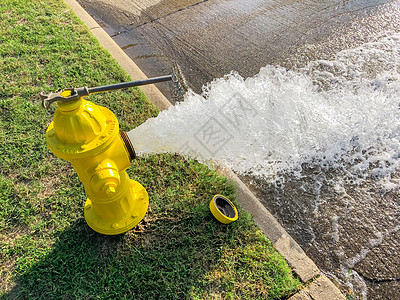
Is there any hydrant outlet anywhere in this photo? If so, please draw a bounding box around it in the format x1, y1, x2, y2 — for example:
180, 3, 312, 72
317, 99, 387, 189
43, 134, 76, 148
120, 130, 136, 161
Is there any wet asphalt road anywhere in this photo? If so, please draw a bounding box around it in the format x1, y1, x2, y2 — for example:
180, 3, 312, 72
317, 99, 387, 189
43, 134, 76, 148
77, 0, 400, 298
78, 0, 391, 102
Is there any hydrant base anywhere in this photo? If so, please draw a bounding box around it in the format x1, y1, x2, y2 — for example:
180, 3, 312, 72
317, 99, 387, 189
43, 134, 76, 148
84, 179, 149, 235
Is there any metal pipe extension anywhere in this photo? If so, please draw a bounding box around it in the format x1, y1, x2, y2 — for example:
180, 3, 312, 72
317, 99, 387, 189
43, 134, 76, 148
40, 75, 173, 108
88, 75, 173, 94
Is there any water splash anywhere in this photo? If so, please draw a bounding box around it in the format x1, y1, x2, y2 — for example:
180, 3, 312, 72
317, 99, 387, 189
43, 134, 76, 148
128, 32, 400, 186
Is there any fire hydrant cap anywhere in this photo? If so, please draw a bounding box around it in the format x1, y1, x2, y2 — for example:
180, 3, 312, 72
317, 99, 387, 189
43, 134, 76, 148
209, 195, 238, 224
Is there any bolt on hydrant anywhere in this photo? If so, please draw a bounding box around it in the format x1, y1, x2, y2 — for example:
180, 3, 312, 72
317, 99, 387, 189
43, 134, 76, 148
40, 76, 172, 235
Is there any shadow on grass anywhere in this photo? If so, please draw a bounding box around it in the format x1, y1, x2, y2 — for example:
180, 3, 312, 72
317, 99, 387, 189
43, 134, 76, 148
3, 155, 301, 299
4, 199, 298, 300
0, 151, 303, 300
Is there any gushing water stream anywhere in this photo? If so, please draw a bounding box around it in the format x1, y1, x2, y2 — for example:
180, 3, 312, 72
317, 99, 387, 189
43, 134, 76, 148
128, 31, 400, 298
129, 32, 400, 185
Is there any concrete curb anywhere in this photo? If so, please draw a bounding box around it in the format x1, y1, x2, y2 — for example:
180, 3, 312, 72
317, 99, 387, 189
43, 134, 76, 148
64, 0, 345, 298
289, 275, 346, 300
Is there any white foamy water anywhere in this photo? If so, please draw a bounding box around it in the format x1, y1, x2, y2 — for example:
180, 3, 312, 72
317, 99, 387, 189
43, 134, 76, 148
128, 32, 400, 187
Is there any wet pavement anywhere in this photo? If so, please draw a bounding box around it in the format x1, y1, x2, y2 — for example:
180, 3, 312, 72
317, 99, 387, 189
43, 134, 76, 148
244, 168, 400, 299
78, 0, 390, 102
77, 0, 400, 298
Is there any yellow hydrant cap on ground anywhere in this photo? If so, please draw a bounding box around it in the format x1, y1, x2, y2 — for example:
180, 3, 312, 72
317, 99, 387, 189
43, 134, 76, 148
209, 195, 238, 224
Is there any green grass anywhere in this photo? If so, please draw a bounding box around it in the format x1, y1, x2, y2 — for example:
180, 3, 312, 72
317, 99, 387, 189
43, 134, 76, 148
0, 0, 302, 298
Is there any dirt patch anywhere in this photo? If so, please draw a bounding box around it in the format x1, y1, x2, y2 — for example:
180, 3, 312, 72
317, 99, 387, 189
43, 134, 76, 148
38, 174, 62, 199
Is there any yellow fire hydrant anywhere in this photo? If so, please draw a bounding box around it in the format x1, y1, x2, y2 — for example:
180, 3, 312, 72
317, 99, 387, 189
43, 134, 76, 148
44, 91, 148, 235
41, 77, 171, 234
40, 77, 172, 235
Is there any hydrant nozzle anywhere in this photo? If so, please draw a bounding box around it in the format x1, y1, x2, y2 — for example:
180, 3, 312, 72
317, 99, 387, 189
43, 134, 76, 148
45, 92, 148, 235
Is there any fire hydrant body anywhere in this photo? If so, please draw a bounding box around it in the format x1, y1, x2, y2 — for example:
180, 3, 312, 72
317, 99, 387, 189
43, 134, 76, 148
46, 95, 148, 235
